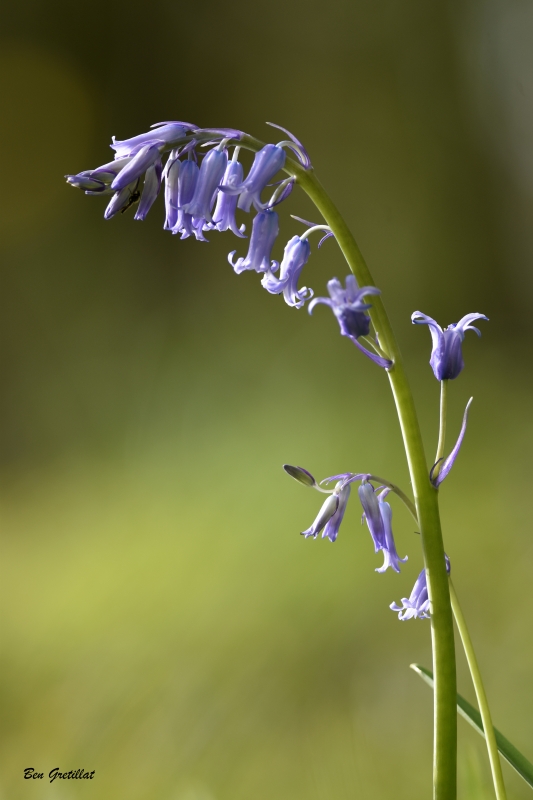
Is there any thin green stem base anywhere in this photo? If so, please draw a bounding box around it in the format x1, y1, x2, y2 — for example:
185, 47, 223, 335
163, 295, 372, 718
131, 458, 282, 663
449, 580, 507, 800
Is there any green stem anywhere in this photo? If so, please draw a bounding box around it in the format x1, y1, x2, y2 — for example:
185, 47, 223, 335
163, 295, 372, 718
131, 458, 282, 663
260, 152, 457, 798
434, 380, 448, 480
449, 580, 507, 800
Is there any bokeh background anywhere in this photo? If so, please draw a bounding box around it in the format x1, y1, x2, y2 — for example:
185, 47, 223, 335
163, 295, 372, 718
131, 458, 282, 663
1, 0, 533, 798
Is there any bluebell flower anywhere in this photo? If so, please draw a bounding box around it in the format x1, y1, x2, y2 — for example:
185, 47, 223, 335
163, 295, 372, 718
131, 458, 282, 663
183, 146, 228, 224
301, 481, 351, 543
411, 311, 488, 381
390, 569, 430, 620
104, 181, 141, 219
261, 235, 312, 309
228, 210, 279, 274
211, 156, 246, 237
110, 121, 194, 157
357, 483, 407, 573
309, 276, 392, 368
284, 465, 353, 543
163, 151, 180, 230
430, 398, 473, 487
390, 556, 450, 621
171, 159, 207, 241
134, 157, 163, 221
111, 142, 163, 192
221, 144, 286, 213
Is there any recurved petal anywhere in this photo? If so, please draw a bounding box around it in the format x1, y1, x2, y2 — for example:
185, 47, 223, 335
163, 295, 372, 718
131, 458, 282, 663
353, 285, 381, 303
308, 296, 334, 314
454, 313, 489, 335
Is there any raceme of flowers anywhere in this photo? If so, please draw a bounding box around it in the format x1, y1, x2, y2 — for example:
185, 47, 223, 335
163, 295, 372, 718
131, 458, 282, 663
67, 120, 490, 623
65, 121, 388, 365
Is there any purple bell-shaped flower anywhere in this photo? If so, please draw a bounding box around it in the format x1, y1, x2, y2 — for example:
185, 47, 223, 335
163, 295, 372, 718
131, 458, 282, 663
411, 311, 488, 381
228, 209, 279, 274
261, 235, 312, 309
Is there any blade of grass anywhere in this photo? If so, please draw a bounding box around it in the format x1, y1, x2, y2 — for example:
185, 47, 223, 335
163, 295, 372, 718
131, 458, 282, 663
411, 664, 533, 790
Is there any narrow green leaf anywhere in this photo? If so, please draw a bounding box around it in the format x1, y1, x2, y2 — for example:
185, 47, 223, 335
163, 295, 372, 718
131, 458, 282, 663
411, 664, 533, 790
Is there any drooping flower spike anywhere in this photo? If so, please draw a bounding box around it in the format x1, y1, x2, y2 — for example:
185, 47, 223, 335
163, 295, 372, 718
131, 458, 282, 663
390, 556, 451, 621
66, 122, 322, 309
412, 311, 488, 381
308, 276, 392, 368
430, 398, 473, 487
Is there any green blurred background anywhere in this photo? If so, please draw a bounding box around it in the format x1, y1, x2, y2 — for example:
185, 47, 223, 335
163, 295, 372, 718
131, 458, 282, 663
1, 0, 533, 798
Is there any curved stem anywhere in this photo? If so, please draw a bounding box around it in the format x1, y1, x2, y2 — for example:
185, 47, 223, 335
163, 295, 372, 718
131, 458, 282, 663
449, 580, 507, 800
433, 380, 448, 481
233, 134, 457, 798
263, 156, 456, 798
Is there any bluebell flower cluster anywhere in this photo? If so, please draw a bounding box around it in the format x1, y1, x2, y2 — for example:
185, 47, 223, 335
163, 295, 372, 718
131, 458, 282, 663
67, 121, 388, 359
284, 466, 406, 571
66, 121, 320, 311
